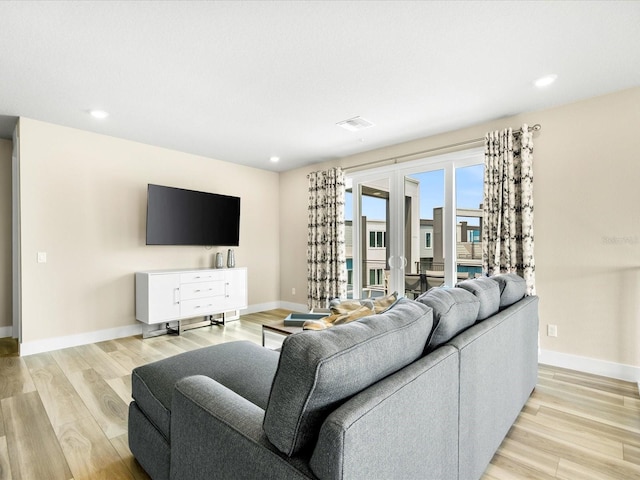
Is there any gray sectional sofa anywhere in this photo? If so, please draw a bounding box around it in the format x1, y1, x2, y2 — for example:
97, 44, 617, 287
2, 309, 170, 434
128, 273, 539, 480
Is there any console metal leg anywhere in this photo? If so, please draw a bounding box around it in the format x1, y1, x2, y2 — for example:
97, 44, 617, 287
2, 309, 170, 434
141, 313, 232, 339
209, 313, 226, 326
142, 323, 175, 338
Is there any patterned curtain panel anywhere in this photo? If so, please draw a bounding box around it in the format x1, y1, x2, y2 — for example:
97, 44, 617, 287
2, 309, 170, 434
307, 167, 347, 310
482, 124, 536, 295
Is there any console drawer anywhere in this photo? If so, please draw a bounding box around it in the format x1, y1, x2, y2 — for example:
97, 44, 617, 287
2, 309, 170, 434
180, 281, 225, 301
180, 297, 221, 317
180, 271, 224, 284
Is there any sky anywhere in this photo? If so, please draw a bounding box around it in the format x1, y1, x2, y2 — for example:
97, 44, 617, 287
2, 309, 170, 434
345, 164, 483, 225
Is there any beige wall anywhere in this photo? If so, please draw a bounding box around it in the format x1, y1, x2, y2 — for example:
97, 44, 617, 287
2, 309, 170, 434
0, 139, 12, 330
279, 86, 640, 369
18, 118, 280, 343
12, 87, 640, 369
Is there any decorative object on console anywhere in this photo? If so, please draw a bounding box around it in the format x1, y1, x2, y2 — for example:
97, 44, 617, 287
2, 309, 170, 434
215, 252, 224, 269
227, 248, 235, 268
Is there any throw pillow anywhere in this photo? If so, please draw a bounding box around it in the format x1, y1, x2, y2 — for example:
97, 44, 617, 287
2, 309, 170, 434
302, 304, 375, 330
371, 291, 399, 313
303, 293, 399, 330
328, 298, 375, 313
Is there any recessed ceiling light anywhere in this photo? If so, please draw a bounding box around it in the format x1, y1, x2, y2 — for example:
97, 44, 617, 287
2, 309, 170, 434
534, 74, 558, 88
89, 109, 109, 119
269, 156, 280, 163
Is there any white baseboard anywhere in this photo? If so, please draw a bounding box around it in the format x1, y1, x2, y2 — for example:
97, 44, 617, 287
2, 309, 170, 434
243, 302, 282, 314
278, 301, 308, 312
539, 349, 640, 384
20, 324, 143, 357
245, 301, 308, 314
18, 301, 307, 356
0, 326, 12, 338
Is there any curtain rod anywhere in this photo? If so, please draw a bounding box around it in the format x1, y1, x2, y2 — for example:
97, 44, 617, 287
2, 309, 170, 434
343, 123, 541, 172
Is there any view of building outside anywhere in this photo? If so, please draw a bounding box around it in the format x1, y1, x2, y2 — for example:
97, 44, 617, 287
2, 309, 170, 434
454, 164, 484, 278
344, 163, 484, 298
344, 190, 389, 298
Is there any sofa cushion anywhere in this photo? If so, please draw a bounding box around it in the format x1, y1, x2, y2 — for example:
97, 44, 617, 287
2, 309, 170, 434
263, 297, 434, 456
492, 273, 527, 308
131, 341, 279, 440
416, 287, 480, 353
456, 277, 500, 321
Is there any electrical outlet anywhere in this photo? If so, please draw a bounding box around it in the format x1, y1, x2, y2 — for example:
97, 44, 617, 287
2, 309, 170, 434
37, 252, 47, 263
292, 288, 296, 295
547, 324, 558, 337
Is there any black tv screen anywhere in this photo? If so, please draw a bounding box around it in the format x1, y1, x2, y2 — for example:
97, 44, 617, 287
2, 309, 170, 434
146, 184, 240, 246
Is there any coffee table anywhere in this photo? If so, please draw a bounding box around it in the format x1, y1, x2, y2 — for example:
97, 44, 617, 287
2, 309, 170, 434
262, 321, 303, 347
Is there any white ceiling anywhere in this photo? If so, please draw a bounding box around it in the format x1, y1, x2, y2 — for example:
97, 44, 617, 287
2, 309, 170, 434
1, 1, 639, 172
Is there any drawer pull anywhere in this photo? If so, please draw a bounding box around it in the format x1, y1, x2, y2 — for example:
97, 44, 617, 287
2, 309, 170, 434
192, 304, 216, 310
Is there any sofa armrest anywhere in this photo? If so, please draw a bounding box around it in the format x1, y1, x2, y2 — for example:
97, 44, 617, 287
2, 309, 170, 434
170, 375, 313, 480
448, 295, 539, 480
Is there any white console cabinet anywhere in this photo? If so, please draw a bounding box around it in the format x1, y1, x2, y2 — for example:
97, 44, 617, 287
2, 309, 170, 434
135, 267, 247, 336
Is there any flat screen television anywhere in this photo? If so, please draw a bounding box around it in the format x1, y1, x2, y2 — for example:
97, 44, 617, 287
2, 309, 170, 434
146, 184, 240, 246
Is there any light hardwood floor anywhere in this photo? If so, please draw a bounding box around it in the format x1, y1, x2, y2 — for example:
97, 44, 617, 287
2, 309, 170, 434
1, 310, 639, 480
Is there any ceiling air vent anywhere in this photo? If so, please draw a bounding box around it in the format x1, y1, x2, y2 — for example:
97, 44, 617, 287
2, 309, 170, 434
336, 116, 375, 132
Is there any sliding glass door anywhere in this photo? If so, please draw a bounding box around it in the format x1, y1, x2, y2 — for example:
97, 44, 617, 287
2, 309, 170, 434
404, 168, 446, 295
454, 164, 485, 280
346, 147, 483, 300
346, 174, 397, 299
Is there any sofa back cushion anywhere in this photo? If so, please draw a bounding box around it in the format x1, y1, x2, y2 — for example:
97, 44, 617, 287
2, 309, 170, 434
492, 273, 526, 308
263, 297, 433, 456
456, 277, 500, 321
416, 287, 480, 353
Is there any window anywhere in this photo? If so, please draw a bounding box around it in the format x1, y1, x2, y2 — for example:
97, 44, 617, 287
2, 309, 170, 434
467, 229, 480, 243
369, 268, 384, 285
425, 232, 431, 248
369, 231, 386, 248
